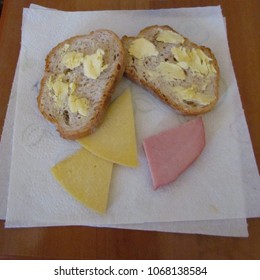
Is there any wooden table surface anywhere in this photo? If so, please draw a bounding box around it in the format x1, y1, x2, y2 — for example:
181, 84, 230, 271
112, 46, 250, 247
0, 0, 259, 260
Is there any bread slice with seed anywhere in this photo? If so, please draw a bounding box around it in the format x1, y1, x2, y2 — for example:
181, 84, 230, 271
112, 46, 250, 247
122, 25, 219, 115
38, 29, 125, 140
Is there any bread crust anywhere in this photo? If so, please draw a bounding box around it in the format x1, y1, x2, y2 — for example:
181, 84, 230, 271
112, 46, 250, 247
122, 25, 220, 115
38, 30, 125, 140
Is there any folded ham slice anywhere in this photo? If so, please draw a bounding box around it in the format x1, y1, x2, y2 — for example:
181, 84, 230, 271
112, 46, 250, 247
143, 117, 205, 189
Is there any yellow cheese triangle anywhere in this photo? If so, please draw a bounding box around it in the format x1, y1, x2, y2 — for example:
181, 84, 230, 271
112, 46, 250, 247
51, 148, 113, 214
77, 88, 138, 167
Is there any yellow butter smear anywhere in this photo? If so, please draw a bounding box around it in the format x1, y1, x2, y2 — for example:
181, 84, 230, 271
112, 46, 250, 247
46, 77, 90, 116
68, 94, 90, 116
156, 29, 184, 44
62, 51, 84, 69
156, 61, 186, 81
147, 61, 186, 81
46, 75, 68, 106
128, 38, 159, 59
83, 49, 108, 79
174, 86, 214, 106
61, 48, 108, 79
48, 46, 109, 115
171, 46, 217, 76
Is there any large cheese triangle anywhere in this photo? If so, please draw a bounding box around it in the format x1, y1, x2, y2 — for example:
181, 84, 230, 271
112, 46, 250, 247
77, 88, 138, 167
51, 148, 113, 214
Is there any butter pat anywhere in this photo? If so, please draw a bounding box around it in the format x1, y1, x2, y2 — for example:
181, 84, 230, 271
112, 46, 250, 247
156, 29, 184, 44
174, 86, 214, 105
62, 51, 83, 69
189, 49, 208, 75
51, 148, 113, 214
61, 48, 108, 78
47, 77, 89, 116
68, 94, 90, 116
156, 62, 186, 81
171, 46, 216, 76
171, 47, 190, 69
128, 38, 158, 59
47, 75, 68, 106
194, 49, 217, 74
53, 80, 69, 101
83, 48, 108, 79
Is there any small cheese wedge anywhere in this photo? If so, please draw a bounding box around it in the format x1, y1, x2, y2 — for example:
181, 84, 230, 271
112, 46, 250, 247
77, 88, 138, 167
143, 117, 205, 189
51, 148, 113, 214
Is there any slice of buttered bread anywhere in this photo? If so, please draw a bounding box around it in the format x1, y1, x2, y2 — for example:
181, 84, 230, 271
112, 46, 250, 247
38, 30, 125, 140
122, 25, 219, 115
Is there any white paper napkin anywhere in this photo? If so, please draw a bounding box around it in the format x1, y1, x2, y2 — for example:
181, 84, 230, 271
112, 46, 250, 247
0, 57, 20, 219
0, 55, 248, 237
1, 5, 259, 237
0, 56, 248, 238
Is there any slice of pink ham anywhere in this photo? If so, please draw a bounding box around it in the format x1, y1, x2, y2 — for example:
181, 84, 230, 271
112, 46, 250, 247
143, 117, 205, 189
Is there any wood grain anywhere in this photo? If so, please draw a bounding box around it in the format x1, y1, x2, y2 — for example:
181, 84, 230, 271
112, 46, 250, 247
0, 0, 259, 259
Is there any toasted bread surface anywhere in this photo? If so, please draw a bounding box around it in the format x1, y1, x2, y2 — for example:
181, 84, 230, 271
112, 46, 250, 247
122, 25, 219, 115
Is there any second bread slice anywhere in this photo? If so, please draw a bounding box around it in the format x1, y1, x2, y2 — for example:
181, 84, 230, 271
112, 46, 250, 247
122, 25, 219, 115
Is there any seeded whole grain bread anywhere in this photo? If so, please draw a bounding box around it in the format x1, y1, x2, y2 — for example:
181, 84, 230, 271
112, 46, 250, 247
38, 29, 125, 140
122, 25, 220, 115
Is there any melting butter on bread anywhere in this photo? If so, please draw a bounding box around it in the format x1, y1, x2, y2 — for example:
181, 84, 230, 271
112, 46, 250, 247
38, 30, 125, 140
122, 25, 219, 115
